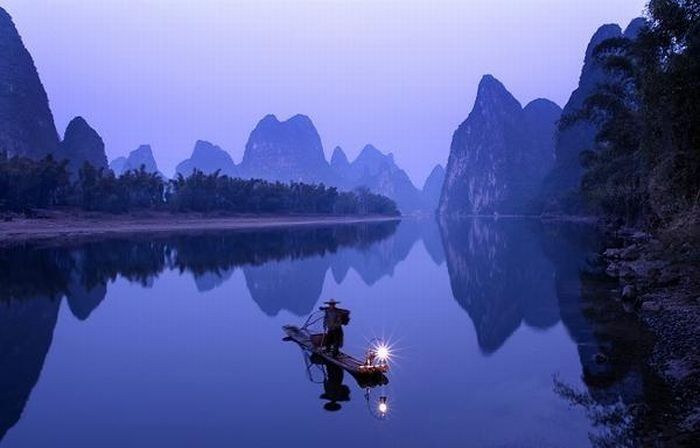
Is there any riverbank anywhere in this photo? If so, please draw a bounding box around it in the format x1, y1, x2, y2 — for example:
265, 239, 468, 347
0, 210, 401, 246
602, 220, 700, 440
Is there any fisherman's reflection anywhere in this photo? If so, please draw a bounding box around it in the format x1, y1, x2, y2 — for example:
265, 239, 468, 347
320, 363, 350, 412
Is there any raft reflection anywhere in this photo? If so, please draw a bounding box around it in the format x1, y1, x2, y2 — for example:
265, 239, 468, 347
301, 351, 391, 418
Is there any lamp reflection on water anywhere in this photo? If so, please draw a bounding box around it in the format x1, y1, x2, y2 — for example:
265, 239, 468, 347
361, 338, 394, 420
365, 387, 391, 420
378, 396, 389, 416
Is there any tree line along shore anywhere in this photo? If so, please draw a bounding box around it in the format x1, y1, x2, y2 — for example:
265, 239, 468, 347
0, 153, 400, 217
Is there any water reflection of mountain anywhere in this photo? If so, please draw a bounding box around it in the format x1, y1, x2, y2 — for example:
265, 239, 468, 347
245, 255, 329, 316
540, 225, 675, 443
0, 220, 405, 442
1, 223, 397, 302
538, 225, 619, 391
438, 217, 647, 377
0, 247, 71, 439
328, 218, 425, 286
0, 296, 60, 440
171, 225, 410, 315
439, 217, 670, 443
438, 217, 560, 354
244, 218, 439, 315
1, 218, 444, 319
0, 217, 670, 444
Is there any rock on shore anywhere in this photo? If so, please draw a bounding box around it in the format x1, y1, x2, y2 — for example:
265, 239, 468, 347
602, 228, 700, 437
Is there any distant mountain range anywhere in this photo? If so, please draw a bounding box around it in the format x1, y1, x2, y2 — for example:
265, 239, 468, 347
158, 114, 442, 213
239, 114, 331, 184
233, 114, 441, 212
110, 144, 161, 176
0, 4, 647, 216
328, 144, 435, 212
162, 20, 646, 217
176, 140, 237, 178
0, 6, 437, 214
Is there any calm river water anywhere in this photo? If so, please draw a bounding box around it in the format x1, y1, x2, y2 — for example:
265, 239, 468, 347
0, 218, 655, 447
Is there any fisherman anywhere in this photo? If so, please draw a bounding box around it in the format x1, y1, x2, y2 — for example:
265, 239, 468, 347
321, 299, 348, 356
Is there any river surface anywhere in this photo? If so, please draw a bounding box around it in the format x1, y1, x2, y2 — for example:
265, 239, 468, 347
0, 218, 654, 447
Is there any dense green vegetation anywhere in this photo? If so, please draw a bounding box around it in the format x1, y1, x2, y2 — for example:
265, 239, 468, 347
0, 153, 399, 216
566, 0, 699, 228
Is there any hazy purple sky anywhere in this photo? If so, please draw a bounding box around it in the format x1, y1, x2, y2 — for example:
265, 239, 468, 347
5, 0, 645, 185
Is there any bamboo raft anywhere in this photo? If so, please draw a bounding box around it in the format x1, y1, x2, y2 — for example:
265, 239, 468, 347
283, 325, 389, 386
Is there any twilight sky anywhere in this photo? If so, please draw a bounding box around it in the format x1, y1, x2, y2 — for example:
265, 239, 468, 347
4, 0, 646, 185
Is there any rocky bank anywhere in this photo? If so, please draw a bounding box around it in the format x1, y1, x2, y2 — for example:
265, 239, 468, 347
602, 221, 700, 439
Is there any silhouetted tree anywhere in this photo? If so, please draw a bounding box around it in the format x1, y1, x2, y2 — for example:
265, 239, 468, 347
1, 160, 399, 216
566, 1, 700, 227
0, 152, 71, 211
166, 170, 399, 216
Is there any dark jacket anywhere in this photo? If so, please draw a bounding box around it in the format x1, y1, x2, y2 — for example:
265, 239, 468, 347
324, 307, 342, 330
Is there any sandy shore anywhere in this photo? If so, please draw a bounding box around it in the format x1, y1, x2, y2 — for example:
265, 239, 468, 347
0, 211, 401, 246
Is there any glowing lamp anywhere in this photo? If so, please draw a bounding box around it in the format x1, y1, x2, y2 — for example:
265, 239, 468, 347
375, 344, 390, 362
378, 396, 388, 415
